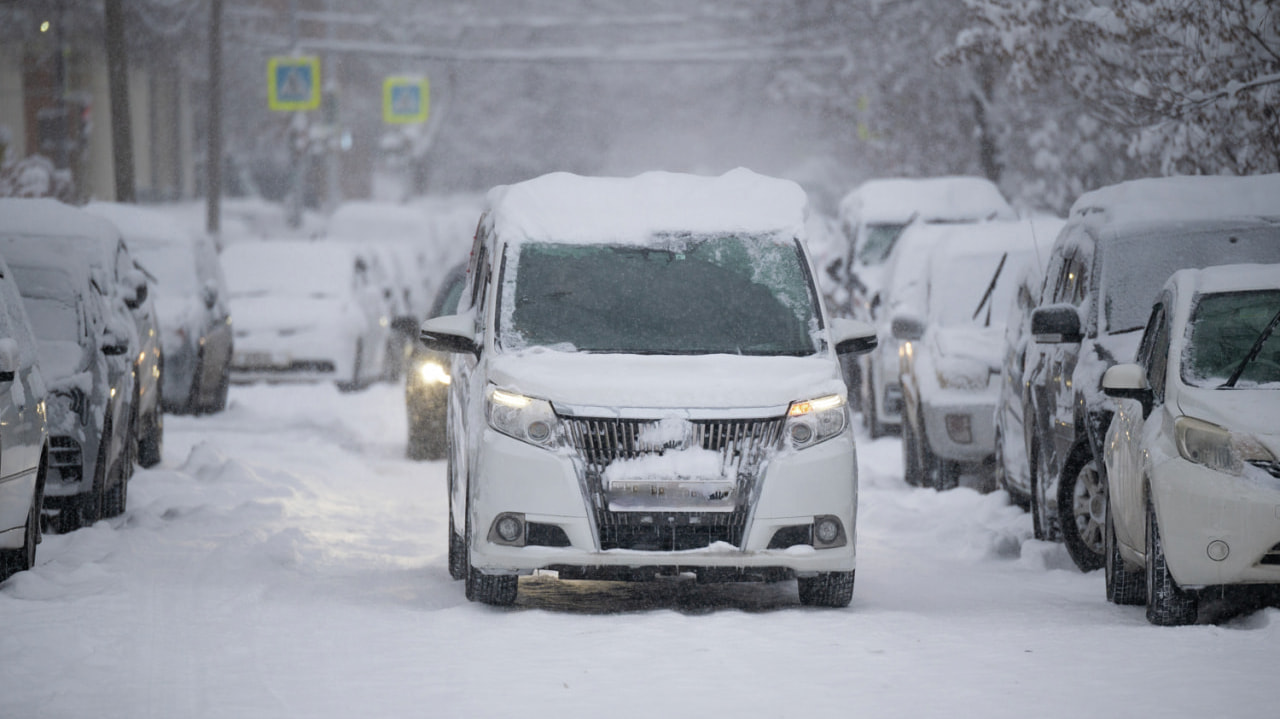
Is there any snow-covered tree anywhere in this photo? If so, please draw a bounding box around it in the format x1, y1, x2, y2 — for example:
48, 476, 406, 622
953, 0, 1280, 176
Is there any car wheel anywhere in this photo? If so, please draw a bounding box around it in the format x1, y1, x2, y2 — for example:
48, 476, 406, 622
1145, 496, 1197, 626
463, 504, 518, 606
1030, 439, 1059, 542
337, 340, 365, 393
862, 368, 884, 439
797, 571, 855, 607
446, 453, 466, 581
901, 416, 924, 487
138, 411, 163, 468
1059, 445, 1106, 571
101, 434, 130, 519
1105, 494, 1145, 605
0, 490, 40, 581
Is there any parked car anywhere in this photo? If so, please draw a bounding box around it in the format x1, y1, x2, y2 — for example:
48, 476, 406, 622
421, 169, 877, 607
1101, 263, 1280, 625
0, 255, 49, 581
9, 258, 134, 532
2, 199, 162, 470
91, 204, 233, 414
895, 220, 1054, 491
1024, 174, 1280, 572
833, 178, 1016, 432
406, 262, 466, 461
223, 240, 391, 390
0, 199, 138, 531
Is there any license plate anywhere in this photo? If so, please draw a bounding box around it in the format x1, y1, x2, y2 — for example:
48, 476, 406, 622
605, 478, 736, 512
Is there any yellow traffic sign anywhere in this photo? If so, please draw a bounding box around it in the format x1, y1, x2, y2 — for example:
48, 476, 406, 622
383, 76, 429, 124
268, 56, 321, 111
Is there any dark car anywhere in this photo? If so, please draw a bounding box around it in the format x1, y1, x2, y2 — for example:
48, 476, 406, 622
405, 262, 466, 460
1022, 174, 1280, 572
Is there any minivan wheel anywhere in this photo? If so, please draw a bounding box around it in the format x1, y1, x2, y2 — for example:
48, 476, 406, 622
902, 418, 924, 487
1059, 445, 1106, 571
1030, 439, 1059, 542
797, 571, 855, 607
1145, 497, 1197, 625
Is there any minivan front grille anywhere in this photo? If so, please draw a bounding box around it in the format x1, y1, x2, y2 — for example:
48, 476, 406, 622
561, 415, 785, 551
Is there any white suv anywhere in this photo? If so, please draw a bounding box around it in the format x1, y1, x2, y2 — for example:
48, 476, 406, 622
421, 169, 877, 607
1102, 263, 1280, 625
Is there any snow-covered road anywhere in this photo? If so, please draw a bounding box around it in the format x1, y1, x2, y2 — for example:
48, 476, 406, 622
2, 382, 1274, 718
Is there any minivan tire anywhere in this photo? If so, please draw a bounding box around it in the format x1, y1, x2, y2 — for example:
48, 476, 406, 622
797, 571, 855, 607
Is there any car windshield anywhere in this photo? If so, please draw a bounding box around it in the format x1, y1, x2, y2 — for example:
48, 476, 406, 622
1099, 226, 1280, 334
130, 240, 198, 299
21, 297, 79, 342
857, 223, 907, 266
931, 251, 1017, 328
498, 234, 821, 356
1182, 289, 1280, 389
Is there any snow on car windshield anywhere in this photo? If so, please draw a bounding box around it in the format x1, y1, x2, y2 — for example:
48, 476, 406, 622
1100, 226, 1280, 334
222, 243, 351, 299
498, 233, 821, 356
129, 239, 198, 299
1182, 289, 1280, 389
20, 297, 78, 343
930, 251, 1019, 328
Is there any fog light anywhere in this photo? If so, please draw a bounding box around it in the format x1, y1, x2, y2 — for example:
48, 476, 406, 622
812, 515, 845, 548
790, 423, 814, 445
488, 513, 526, 545
945, 414, 973, 444
1206, 540, 1229, 562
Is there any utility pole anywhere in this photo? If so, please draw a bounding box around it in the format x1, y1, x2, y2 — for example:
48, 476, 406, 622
103, 0, 135, 202
207, 0, 223, 236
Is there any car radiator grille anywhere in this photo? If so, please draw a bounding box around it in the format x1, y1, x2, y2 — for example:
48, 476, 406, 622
561, 415, 785, 551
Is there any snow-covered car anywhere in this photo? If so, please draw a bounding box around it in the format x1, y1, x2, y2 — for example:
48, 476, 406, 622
1, 199, 162, 470
1024, 174, 1280, 572
405, 262, 466, 461
223, 241, 391, 390
834, 178, 1016, 434
0, 255, 49, 582
87, 202, 233, 415
8, 256, 134, 532
421, 169, 877, 607
895, 220, 1053, 491
1101, 263, 1280, 625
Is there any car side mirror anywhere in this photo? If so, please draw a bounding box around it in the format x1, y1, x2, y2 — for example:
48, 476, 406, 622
124, 269, 148, 309
1031, 304, 1083, 344
1102, 363, 1153, 419
890, 312, 925, 342
0, 338, 18, 382
831, 318, 877, 356
420, 313, 479, 358
202, 281, 218, 310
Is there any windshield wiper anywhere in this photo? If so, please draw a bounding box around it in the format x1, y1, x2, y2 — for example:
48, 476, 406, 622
1222, 305, 1280, 388
971, 252, 1008, 327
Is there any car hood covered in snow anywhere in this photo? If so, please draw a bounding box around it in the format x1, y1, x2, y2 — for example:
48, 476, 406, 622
487, 349, 846, 414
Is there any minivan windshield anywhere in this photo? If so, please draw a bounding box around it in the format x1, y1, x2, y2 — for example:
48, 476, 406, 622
1099, 226, 1280, 334
498, 234, 821, 356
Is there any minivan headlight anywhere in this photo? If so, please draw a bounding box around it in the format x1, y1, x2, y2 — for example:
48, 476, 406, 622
785, 394, 847, 449
1174, 416, 1274, 476
486, 386, 559, 448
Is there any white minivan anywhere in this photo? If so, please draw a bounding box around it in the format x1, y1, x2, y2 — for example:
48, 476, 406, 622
421, 169, 877, 606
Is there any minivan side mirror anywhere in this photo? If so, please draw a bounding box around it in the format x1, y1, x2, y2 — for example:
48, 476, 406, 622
1102, 363, 1153, 418
420, 314, 479, 358
124, 269, 148, 309
890, 312, 925, 342
1031, 304, 1083, 344
830, 318, 878, 356
202, 280, 219, 310
0, 338, 18, 382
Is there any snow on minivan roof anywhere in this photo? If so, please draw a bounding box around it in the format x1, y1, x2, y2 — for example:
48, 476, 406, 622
486, 168, 808, 244
837, 176, 1016, 225
0, 197, 122, 244
1069, 173, 1280, 231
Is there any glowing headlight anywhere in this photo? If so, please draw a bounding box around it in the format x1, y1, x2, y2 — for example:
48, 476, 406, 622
486, 386, 559, 448
416, 360, 451, 386
1174, 416, 1275, 476
785, 394, 847, 449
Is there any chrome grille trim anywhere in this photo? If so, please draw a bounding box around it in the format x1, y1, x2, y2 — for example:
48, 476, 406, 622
561, 414, 785, 550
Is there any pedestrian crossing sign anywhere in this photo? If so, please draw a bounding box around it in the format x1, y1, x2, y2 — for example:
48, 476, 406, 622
383, 76, 429, 124
268, 56, 321, 111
